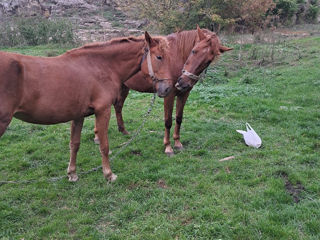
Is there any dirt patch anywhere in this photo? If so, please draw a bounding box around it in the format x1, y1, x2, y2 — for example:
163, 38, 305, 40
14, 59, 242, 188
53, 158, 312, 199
181, 217, 193, 225
127, 182, 139, 190
274, 30, 310, 38
131, 150, 142, 156
157, 179, 168, 189
279, 171, 305, 203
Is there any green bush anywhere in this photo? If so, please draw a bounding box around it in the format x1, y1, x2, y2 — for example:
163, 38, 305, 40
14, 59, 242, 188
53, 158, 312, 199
273, 0, 298, 23
0, 17, 77, 47
115, 0, 275, 34
0, 22, 24, 47
305, 5, 320, 23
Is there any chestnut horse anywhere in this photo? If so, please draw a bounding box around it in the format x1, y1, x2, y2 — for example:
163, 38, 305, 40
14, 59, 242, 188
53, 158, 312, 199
96, 27, 232, 156
0, 32, 173, 182
175, 28, 232, 91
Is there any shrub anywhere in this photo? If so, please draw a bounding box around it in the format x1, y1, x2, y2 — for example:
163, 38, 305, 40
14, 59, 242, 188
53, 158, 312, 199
115, 0, 275, 34
305, 4, 320, 23
115, 0, 319, 33
272, 0, 298, 23
0, 17, 77, 47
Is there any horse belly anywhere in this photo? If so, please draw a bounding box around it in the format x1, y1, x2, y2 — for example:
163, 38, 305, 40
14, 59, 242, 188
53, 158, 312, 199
13, 105, 92, 124
16, 66, 95, 124
14, 92, 93, 124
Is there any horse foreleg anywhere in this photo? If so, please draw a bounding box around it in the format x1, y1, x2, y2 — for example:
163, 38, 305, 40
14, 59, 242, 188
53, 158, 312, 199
163, 94, 175, 156
114, 85, 130, 135
93, 85, 130, 144
95, 106, 117, 182
173, 91, 190, 150
67, 118, 84, 182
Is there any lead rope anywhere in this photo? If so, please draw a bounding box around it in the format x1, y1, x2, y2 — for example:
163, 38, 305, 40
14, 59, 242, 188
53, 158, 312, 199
0, 93, 157, 186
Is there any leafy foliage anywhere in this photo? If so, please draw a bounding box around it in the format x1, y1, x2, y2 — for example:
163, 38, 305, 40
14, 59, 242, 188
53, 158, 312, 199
273, 0, 299, 21
0, 17, 77, 47
305, 4, 320, 22
115, 0, 276, 33
115, 0, 319, 33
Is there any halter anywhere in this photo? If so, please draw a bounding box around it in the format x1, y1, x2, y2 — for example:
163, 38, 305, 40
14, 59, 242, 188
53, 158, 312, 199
144, 47, 170, 83
181, 69, 201, 81
181, 63, 209, 84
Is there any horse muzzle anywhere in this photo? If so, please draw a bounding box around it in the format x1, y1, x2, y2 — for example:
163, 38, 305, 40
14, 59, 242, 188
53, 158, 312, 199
157, 85, 172, 98
175, 77, 191, 92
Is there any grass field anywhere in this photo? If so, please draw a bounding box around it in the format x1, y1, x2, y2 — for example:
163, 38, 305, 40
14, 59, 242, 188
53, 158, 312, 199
0, 36, 320, 239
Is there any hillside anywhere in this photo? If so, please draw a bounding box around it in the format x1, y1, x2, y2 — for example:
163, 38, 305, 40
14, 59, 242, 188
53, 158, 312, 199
0, 0, 144, 42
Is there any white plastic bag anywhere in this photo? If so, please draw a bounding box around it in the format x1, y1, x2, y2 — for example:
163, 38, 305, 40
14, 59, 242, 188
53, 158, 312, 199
236, 123, 262, 148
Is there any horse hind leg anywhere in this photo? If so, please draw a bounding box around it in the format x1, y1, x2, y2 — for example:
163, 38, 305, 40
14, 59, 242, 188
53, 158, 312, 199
67, 118, 84, 182
93, 122, 100, 144
115, 85, 130, 135
0, 112, 13, 138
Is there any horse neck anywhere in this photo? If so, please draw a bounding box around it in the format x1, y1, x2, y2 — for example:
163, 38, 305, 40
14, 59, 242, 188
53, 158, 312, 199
168, 30, 198, 78
107, 40, 146, 81
68, 40, 146, 83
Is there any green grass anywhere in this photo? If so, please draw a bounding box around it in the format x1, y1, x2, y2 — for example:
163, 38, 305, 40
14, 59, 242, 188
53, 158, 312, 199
0, 38, 320, 239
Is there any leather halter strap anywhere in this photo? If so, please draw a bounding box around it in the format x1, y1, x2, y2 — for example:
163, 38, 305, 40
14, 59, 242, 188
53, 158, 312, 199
146, 48, 156, 81
181, 69, 201, 81
145, 48, 169, 83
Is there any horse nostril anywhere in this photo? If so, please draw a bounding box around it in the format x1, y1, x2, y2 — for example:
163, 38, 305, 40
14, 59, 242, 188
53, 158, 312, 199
165, 86, 170, 93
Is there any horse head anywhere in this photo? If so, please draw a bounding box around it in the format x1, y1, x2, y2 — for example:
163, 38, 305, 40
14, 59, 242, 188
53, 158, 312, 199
141, 32, 174, 98
175, 26, 232, 92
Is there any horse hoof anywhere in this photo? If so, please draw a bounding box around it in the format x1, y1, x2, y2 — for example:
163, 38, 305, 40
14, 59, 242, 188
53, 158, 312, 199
94, 138, 100, 145
165, 145, 174, 157
174, 145, 184, 151
165, 151, 175, 157
68, 173, 79, 182
122, 130, 130, 135
107, 173, 117, 182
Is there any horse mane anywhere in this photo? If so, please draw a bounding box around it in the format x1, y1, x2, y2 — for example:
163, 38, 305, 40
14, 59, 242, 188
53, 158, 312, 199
66, 35, 169, 55
168, 29, 219, 62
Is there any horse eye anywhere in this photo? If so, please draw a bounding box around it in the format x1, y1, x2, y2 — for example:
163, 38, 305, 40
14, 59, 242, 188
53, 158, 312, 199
192, 50, 196, 54
156, 56, 162, 60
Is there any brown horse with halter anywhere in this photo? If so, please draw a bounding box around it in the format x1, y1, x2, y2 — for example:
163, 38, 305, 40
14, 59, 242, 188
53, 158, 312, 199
96, 26, 232, 156
0, 32, 173, 182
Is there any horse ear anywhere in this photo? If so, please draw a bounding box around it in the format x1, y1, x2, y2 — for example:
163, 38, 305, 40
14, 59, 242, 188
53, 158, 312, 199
197, 25, 206, 41
219, 45, 233, 53
145, 31, 156, 48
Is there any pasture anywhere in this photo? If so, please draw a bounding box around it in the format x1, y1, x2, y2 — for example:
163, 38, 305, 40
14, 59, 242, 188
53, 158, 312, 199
1, 36, 320, 239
